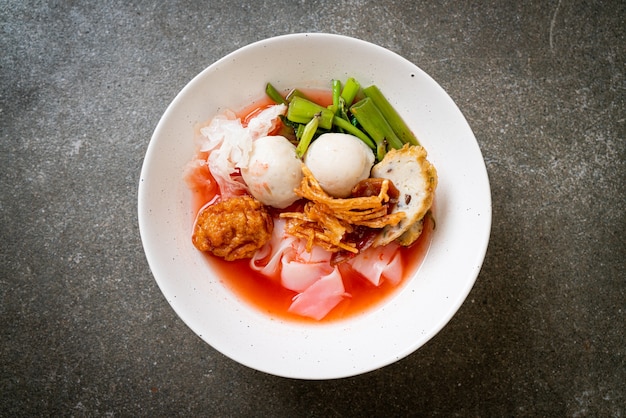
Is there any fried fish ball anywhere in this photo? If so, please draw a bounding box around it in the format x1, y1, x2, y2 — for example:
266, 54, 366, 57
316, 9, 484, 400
371, 144, 437, 247
192, 195, 273, 261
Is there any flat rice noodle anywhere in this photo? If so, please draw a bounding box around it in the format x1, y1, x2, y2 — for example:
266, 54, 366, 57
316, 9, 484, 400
281, 241, 333, 292
252, 218, 335, 293
288, 267, 349, 320
250, 218, 294, 277
348, 241, 403, 286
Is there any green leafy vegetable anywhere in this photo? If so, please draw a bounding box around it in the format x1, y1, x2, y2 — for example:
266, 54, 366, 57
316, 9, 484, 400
340, 77, 360, 107
265, 82, 287, 105
363, 85, 419, 146
332, 116, 375, 149
287, 96, 334, 130
329, 79, 341, 114
350, 97, 404, 160
286, 89, 312, 103
295, 114, 320, 158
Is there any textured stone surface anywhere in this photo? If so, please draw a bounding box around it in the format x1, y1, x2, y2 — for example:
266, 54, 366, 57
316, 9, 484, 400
1, 1, 624, 416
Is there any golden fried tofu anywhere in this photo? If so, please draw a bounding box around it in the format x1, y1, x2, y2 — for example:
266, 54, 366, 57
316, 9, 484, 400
192, 195, 273, 261
371, 144, 437, 247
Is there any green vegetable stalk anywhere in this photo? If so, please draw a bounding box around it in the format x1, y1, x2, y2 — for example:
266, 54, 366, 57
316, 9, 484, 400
363, 85, 419, 146
329, 79, 341, 114
295, 114, 319, 158
340, 77, 360, 107
350, 97, 404, 160
332, 116, 375, 149
265, 82, 287, 104
287, 96, 334, 130
286, 88, 312, 103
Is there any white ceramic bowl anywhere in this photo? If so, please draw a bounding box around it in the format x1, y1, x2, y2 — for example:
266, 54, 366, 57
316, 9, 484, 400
138, 33, 491, 379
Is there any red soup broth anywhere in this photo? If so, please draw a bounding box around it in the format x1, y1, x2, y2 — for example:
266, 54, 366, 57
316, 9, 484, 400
204, 216, 434, 323
187, 91, 434, 323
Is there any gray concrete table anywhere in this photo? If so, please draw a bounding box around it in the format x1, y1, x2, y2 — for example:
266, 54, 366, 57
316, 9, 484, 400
1, 1, 624, 416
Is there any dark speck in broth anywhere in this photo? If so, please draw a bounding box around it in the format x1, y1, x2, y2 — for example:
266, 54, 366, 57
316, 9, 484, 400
405, 194, 412, 205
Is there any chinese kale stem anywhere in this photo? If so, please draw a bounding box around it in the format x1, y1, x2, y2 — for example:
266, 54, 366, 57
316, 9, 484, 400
265, 82, 287, 105
332, 116, 376, 149
295, 114, 320, 158
350, 97, 404, 160
340, 77, 360, 107
363, 85, 419, 146
330, 79, 341, 113
287, 96, 334, 130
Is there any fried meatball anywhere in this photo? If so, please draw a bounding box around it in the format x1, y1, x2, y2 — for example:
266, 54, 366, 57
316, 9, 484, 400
192, 195, 273, 261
